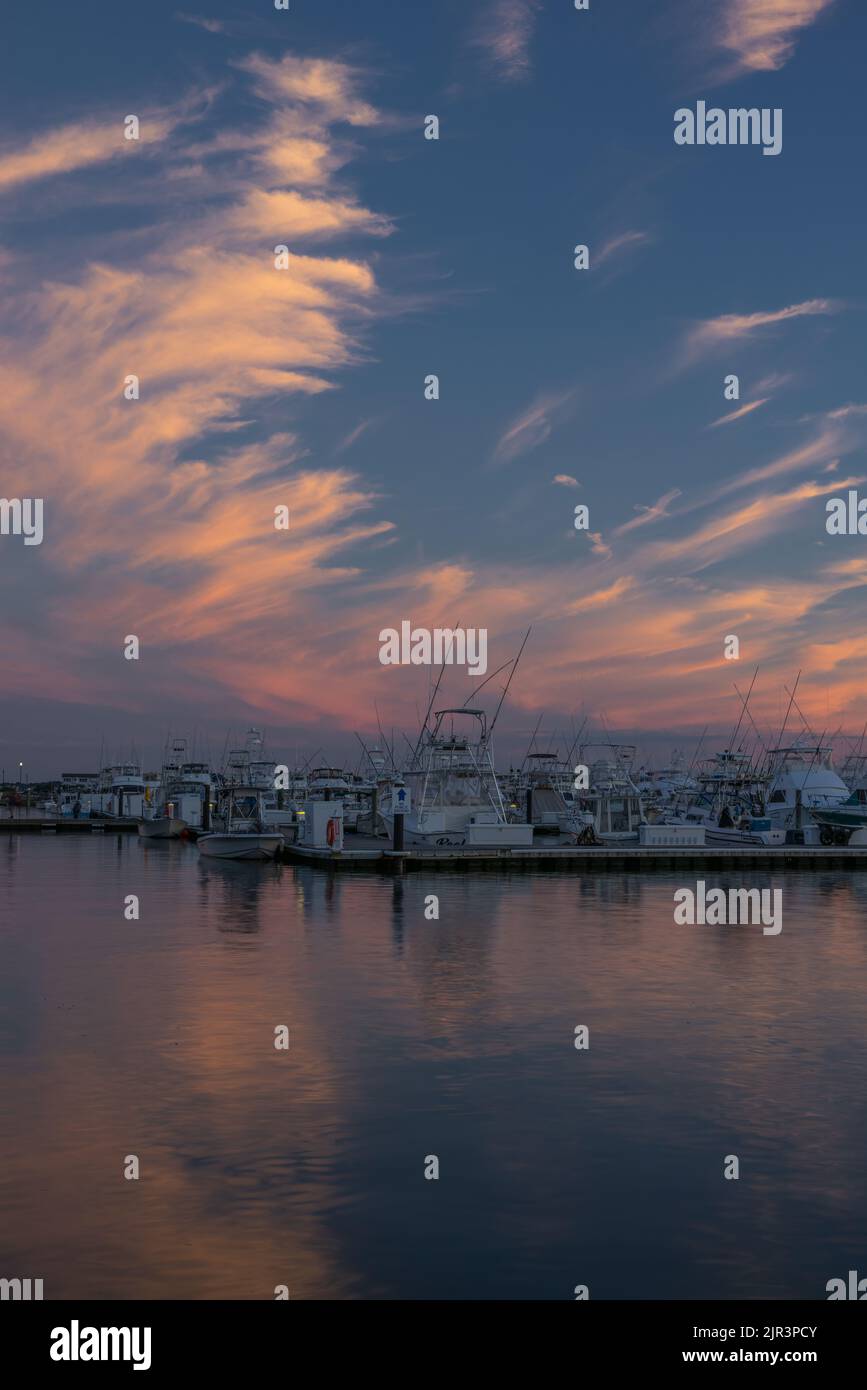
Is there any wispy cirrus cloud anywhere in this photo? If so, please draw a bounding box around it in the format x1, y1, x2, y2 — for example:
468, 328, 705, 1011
334, 418, 379, 455
613, 488, 683, 536
709, 424, 844, 500
566, 576, 636, 613
707, 397, 770, 428
174, 11, 226, 34
827, 403, 867, 420
681, 297, 840, 365
640, 474, 862, 573
595, 229, 651, 269
492, 389, 574, 465
587, 531, 612, 560
239, 52, 382, 126
0, 52, 402, 727
0, 99, 205, 192
717, 0, 837, 78
468, 0, 543, 83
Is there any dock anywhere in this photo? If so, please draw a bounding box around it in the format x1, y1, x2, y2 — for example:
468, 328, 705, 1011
279, 834, 867, 873
0, 816, 140, 833
6, 819, 867, 871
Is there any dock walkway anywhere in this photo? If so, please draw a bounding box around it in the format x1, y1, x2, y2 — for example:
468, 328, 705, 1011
4, 820, 866, 872
281, 835, 867, 873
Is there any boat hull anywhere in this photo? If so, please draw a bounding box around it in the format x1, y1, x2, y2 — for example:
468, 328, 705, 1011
811, 809, 867, 830
137, 817, 188, 839
397, 822, 535, 848
197, 832, 283, 861
704, 826, 786, 847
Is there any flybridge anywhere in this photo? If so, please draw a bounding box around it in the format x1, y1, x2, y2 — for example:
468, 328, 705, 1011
674, 102, 782, 156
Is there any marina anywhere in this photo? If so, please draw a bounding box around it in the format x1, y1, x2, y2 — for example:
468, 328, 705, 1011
5, 813, 867, 872
8, 683, 867, 872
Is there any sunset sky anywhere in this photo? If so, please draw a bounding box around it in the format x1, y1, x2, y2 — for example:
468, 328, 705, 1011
1, 0, 865, 775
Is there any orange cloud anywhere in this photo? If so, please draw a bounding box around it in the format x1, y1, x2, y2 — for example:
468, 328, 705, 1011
707, 397, 770, 428
719, 0, 837, 76
683, 298, 839, 364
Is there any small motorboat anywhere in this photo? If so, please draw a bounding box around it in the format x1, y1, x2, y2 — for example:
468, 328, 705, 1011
197, 785, 283, 861
137, 814, 187, 840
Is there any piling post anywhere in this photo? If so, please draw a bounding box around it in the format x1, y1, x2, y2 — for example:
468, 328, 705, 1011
393, 811, 404, 851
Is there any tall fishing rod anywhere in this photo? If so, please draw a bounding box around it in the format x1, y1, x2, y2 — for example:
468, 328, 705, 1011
564, 715, 588, 773
461, 657, 520, 707
686, 726, 708, 779
848, 721, 867, 781
411, 617, 461, 764
521, 712, 545, 771
727, 665, 758, 758
354, 732, 385, 778
371, 702, 398, 773
733, 684, 769, 769
802, 728, 828, 788
776, 670, 801, 758
299, 747, 324, 774
488, 626, 532, 743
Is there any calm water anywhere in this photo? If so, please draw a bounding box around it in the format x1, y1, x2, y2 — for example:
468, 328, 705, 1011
1, 833, 866, 1300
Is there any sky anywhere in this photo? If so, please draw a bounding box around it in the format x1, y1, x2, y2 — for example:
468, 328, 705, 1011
1, 0, 865, 775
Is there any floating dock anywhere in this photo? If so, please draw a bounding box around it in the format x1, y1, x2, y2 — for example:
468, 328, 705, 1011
280, 834, 867, 873
6, 819, 867, 871
0, 817, 140, 833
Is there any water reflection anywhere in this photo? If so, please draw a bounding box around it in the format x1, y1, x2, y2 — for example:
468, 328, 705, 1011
1, 838, 866, 1299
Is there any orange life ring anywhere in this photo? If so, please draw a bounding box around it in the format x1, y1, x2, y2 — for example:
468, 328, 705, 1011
326, 817, 338, 846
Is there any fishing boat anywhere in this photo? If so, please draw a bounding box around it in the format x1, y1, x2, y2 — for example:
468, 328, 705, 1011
565, 745, 649, 843
58, 772, 100, 817
97, 764, 147, 819
521, 752, 585, 834
667, 750, 785, 846
765, 740, 850, 831
197, 785, 283, 860
810, 788, 867, 843
137, 738, 191, 838
307, 767, 365, 830
137, 811, 186, 839
382, 708, 533, 848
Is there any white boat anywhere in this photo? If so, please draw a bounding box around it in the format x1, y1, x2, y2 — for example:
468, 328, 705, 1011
96, 764, 147, 819
137, 738, 191, 837
58, 772, 100, 817
137, 814, 186, 840
382, 708, 533, 848
198, 832, 283, 860
703, 815, 786, 847
197, 785, 283, 860
572, 745, 648, 843
811, 787, 867, 843
667, 750, 785, 846
307, 767, 363, 830
765, 740, 850, 830
521, 752, 585, 834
